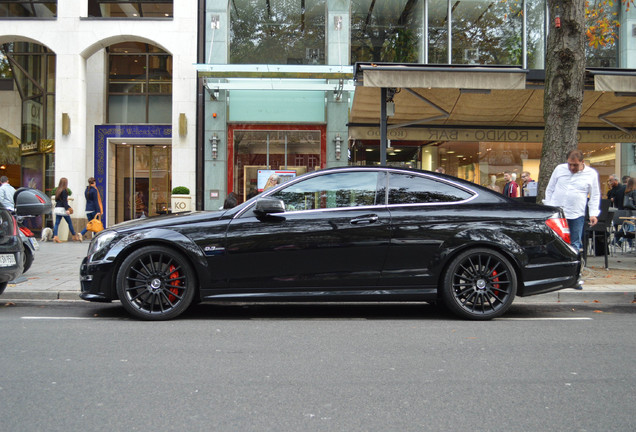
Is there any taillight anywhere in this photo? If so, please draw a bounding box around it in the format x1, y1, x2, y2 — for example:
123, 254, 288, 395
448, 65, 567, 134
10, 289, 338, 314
0, 212, 16, 237
19, 226, 34, 237
546, 216, 570, 244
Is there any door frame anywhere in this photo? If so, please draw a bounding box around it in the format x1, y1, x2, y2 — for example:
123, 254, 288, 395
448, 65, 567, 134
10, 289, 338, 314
94, 124, 172, 226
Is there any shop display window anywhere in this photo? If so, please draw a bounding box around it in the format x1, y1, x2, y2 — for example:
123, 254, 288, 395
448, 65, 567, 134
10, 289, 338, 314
230, 0, 326, 65
88, 1, 172, 18
231, 128, 323, 203
352, 140, 617, 198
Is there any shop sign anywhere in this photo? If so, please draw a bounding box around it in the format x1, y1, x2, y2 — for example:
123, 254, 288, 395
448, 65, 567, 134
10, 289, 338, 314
350, 126, 636, 144
20, 141, 39, 155
23, 100, 42, 128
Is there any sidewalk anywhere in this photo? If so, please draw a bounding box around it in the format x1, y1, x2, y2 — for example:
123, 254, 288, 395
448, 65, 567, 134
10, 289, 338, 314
2, 240, 635, 304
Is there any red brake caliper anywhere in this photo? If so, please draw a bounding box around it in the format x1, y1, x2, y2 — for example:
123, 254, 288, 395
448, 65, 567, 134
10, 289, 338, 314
168, 265, 180, 302
492, 270, 500, 297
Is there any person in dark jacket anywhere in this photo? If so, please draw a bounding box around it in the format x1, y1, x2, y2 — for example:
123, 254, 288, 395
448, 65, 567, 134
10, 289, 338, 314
607, 174, 626, 210
80, 177, 103, 239
53, 177, 80, 242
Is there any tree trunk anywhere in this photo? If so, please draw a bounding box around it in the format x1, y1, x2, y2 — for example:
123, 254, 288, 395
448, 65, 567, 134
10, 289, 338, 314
537, 0, 586, 201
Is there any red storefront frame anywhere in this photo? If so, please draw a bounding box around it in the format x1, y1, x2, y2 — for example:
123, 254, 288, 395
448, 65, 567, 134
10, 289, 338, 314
227, 124, 327, 198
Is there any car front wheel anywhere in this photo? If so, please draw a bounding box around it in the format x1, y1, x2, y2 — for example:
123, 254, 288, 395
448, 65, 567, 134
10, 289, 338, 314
442, 248, 517, 320
116, 246, 196, 320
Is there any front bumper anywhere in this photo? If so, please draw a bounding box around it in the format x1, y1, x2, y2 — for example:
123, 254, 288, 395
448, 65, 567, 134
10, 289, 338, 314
79, 256, 116, 302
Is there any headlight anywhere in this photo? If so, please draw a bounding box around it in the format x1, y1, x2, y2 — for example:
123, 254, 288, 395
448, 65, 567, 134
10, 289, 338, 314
88, 230, 118, 256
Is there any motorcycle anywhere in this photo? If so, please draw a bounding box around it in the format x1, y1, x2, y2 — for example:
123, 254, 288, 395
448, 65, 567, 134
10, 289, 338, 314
16, 215, 38, 274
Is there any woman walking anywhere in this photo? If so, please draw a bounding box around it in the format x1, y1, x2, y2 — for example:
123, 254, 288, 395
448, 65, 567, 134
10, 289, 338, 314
79, 177, 103, 239
53, 177, 80, 243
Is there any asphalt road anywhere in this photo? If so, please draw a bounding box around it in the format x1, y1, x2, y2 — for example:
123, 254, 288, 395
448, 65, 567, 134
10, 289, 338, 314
1, 301, 634, 432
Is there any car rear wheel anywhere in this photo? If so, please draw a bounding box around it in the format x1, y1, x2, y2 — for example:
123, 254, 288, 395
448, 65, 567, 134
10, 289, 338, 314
116, 246, 196, 320
23, 247, 34, 274
442, 248, 517, 320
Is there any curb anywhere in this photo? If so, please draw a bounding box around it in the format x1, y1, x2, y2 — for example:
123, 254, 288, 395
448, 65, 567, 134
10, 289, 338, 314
3, 289, 635, 304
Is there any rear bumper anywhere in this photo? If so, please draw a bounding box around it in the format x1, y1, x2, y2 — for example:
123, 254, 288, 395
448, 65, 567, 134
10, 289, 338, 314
518, 239, 581, 296
0, 239, 24, 287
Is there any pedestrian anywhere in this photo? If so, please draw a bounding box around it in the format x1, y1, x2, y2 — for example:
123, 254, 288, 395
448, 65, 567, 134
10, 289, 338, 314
223, 192, 238, 209
544, 149, 601, 255
435, 167, 445, 174
623, 177, 636, 210
520, 171, 536, 197
79, 177, 103, 239
607, 174, 626, 210
502, 171, 519, 197
53, 177, 80, 243
0, 175, 16, 211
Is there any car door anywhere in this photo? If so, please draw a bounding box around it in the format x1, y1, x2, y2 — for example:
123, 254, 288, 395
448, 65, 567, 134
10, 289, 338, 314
224, 170, 391, 292
381, 172, 475, 289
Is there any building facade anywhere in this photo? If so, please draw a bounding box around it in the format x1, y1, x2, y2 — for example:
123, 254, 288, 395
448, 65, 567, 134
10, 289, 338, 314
199, 0, 636, 209
0, 0, 197, 228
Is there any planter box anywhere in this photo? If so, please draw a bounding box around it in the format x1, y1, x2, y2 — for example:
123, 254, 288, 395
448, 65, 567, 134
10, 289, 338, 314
171, 195, 192, 212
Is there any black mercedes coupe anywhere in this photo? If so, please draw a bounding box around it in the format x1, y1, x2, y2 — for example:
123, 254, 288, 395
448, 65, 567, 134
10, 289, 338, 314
80, 166, 580, 320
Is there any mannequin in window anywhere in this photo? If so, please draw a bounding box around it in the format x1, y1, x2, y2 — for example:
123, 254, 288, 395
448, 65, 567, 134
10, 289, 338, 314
487, 175, 501, 193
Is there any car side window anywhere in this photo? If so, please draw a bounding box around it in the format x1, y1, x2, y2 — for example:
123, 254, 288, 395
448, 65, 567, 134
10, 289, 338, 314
271, 172, 380, 211
388, 173, 473, 204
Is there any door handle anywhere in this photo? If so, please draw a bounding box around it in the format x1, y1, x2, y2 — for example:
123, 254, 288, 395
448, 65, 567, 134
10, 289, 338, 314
350, 215, 379, 224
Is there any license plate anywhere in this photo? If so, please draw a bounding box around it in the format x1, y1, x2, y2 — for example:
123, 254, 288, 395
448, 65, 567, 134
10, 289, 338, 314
28, 237, 39, 250
0, 254, 17, 267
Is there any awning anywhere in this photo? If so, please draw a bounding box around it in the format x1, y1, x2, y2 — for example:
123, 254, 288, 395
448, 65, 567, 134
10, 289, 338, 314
195, 64, 355, 93
350, 63, 636, 140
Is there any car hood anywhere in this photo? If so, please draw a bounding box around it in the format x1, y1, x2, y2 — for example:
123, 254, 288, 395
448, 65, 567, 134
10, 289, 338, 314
109, 210, 228, 233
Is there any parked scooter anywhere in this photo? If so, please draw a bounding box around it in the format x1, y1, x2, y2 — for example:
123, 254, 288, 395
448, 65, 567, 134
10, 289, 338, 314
16, 215, 38, 273
12, 187, 52, 275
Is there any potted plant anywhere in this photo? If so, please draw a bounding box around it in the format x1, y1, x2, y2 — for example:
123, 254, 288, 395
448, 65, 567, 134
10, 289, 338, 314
171, 186, 192, 212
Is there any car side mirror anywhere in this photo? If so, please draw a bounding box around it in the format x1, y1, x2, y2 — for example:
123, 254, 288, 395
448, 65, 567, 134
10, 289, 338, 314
13, 187, 52, 216
254, 198, 285, 216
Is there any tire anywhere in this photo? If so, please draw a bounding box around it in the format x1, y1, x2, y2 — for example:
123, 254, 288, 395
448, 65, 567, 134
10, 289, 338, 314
441, 248, 517, 320
23, 247, 34, 274
0, 282, 7, 295
116, 246, 197, 320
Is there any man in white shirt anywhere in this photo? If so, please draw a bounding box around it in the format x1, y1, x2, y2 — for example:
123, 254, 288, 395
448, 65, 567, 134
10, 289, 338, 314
0, 176, 16, 211
544, 149, 601, 253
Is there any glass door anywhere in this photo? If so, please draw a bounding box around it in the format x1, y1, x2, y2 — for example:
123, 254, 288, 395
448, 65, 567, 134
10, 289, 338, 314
115, 144, 171, 223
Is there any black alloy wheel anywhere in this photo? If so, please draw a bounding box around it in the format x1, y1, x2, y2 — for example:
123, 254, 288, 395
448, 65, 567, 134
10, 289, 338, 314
116, 246, 196, 320
442, 248, 517, 320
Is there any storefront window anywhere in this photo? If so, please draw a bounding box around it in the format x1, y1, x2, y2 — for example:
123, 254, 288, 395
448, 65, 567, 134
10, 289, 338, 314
232, 128, 322, 203
353, 140, 617, 198
427, 1, 448, 64
351, 0, 422, 63
0, 1, 56, 17
230, 0, 326, 64
585, 1, 619, 68
451, 0, 523, 65
107, 42, 172, 124
88, 1, 172, 18
526, 0, 545, 69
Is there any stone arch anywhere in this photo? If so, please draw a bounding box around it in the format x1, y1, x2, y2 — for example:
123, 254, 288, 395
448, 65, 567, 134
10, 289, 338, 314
0, 35, 53, 50
80, 35, 172, 59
